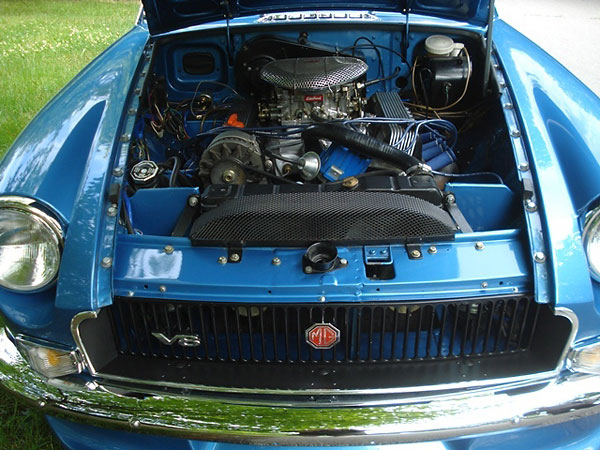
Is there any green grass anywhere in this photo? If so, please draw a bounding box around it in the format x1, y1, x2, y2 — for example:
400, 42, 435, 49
0, 1, 139, 446
0, 393, 61, 449
0, 0, 140, 157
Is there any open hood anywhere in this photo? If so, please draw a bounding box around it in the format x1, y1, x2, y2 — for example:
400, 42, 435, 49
142, 0, 492, 36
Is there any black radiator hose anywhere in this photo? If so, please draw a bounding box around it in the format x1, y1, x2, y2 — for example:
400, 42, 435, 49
302, 124, 424, 173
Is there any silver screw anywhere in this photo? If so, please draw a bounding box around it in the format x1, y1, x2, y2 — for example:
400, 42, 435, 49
525, 199, 537, 212
475, 242, 485, 251
230, 253, 240, 262
446, 193, 456, 204
319, 296, 326, 303
130, 419, 141, 429
518, 162, 529, 171
340, 258, 348, 266
272, 257, 281, 266
101, 257, 112, 268
107, 205, 117, 217
534, 252, 546, 263
510, 129, 521, 138
120, 133, 131, 142
128, 108, 136, 116
428, 245, 437, 254
481, 281, 488, 289
503, 103, 513, 109
369, 249, 376, 255
159, 285, 167, 293
38, 400, 46, 408
305, 266, 313, 274
164, 245, 174, 254
188, 197, 199, 207
113, 167, 124, 177
410, 249, 422, 258
127, 291, 135, 297
217, 256, 227, 265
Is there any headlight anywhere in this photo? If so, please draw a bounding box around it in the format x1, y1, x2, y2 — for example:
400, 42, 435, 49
0, 197, 63, 292
583, 206, 600, 281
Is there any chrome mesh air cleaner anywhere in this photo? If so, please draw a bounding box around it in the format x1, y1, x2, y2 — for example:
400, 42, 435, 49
259, 56, 368, 91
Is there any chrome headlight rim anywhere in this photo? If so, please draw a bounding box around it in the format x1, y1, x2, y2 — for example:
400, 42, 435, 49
583, 206, 600, 282
0, 196, 64, 292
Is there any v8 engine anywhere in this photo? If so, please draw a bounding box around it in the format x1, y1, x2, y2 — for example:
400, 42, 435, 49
124, 32, 483, 245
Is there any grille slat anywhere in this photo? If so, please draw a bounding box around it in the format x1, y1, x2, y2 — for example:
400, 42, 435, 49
109, 297, 541, 365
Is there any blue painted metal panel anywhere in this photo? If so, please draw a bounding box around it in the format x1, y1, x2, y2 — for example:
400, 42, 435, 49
493, 20, 600, 339
113, 231, 530, 303
47, 412, 600, 450
142, 1, 491, 36
155, 12, 486, 41
445, 183, 519, 231
53, 27, 149, 316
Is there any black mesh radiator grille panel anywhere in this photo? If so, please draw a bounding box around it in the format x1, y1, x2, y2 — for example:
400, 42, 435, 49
189, 191, 457, 246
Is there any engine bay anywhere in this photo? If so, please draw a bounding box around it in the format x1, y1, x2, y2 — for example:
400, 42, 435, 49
122, 27, 518, 246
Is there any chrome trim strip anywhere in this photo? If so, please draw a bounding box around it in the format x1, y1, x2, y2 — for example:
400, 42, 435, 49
555, 306, 579, 365
2, 326, 600, 445
70, 306, 579, 398
94, 369, 560, 400
70, 310, 99, 375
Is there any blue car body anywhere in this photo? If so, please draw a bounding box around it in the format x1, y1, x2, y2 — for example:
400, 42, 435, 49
1, 1, 600, 448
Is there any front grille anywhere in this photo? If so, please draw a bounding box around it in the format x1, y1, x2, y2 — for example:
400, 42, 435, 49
109, 296, 540, 364
78, 295, 571, 391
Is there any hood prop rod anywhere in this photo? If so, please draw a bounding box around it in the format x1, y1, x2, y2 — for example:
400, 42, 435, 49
402, 0, 412, 60
221, 0, 235, 66
482, 0, 496, 97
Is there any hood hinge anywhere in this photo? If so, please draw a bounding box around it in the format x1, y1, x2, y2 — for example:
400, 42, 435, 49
221, 0, 235, 66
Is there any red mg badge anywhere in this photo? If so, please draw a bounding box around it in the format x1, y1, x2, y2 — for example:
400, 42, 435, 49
305, 323, 340, 349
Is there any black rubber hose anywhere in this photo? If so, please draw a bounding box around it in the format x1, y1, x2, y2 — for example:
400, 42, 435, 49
302, 124, 423, 172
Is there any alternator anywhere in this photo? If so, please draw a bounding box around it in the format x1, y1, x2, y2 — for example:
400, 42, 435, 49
199, 130, 264, 185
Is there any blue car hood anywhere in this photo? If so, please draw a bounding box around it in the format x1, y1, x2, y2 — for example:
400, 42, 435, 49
142, 0, 492, 35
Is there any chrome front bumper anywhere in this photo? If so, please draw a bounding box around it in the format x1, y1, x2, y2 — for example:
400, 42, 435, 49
2, 327, 600, 445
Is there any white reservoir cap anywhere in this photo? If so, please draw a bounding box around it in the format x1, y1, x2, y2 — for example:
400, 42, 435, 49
425, 35, 455, 57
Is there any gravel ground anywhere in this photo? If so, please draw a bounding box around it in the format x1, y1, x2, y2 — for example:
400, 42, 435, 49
496, 0, 600, 96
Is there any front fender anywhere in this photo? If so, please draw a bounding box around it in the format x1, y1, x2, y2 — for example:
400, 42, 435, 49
494, 19, 600, 338
0, 26, 149, 345
0, 25, 149, 222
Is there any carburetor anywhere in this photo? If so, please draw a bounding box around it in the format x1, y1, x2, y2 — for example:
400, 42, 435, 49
257, 56, 368, 125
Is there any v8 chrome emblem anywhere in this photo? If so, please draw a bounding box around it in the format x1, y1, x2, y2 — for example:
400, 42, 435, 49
152, 332, 202, 347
